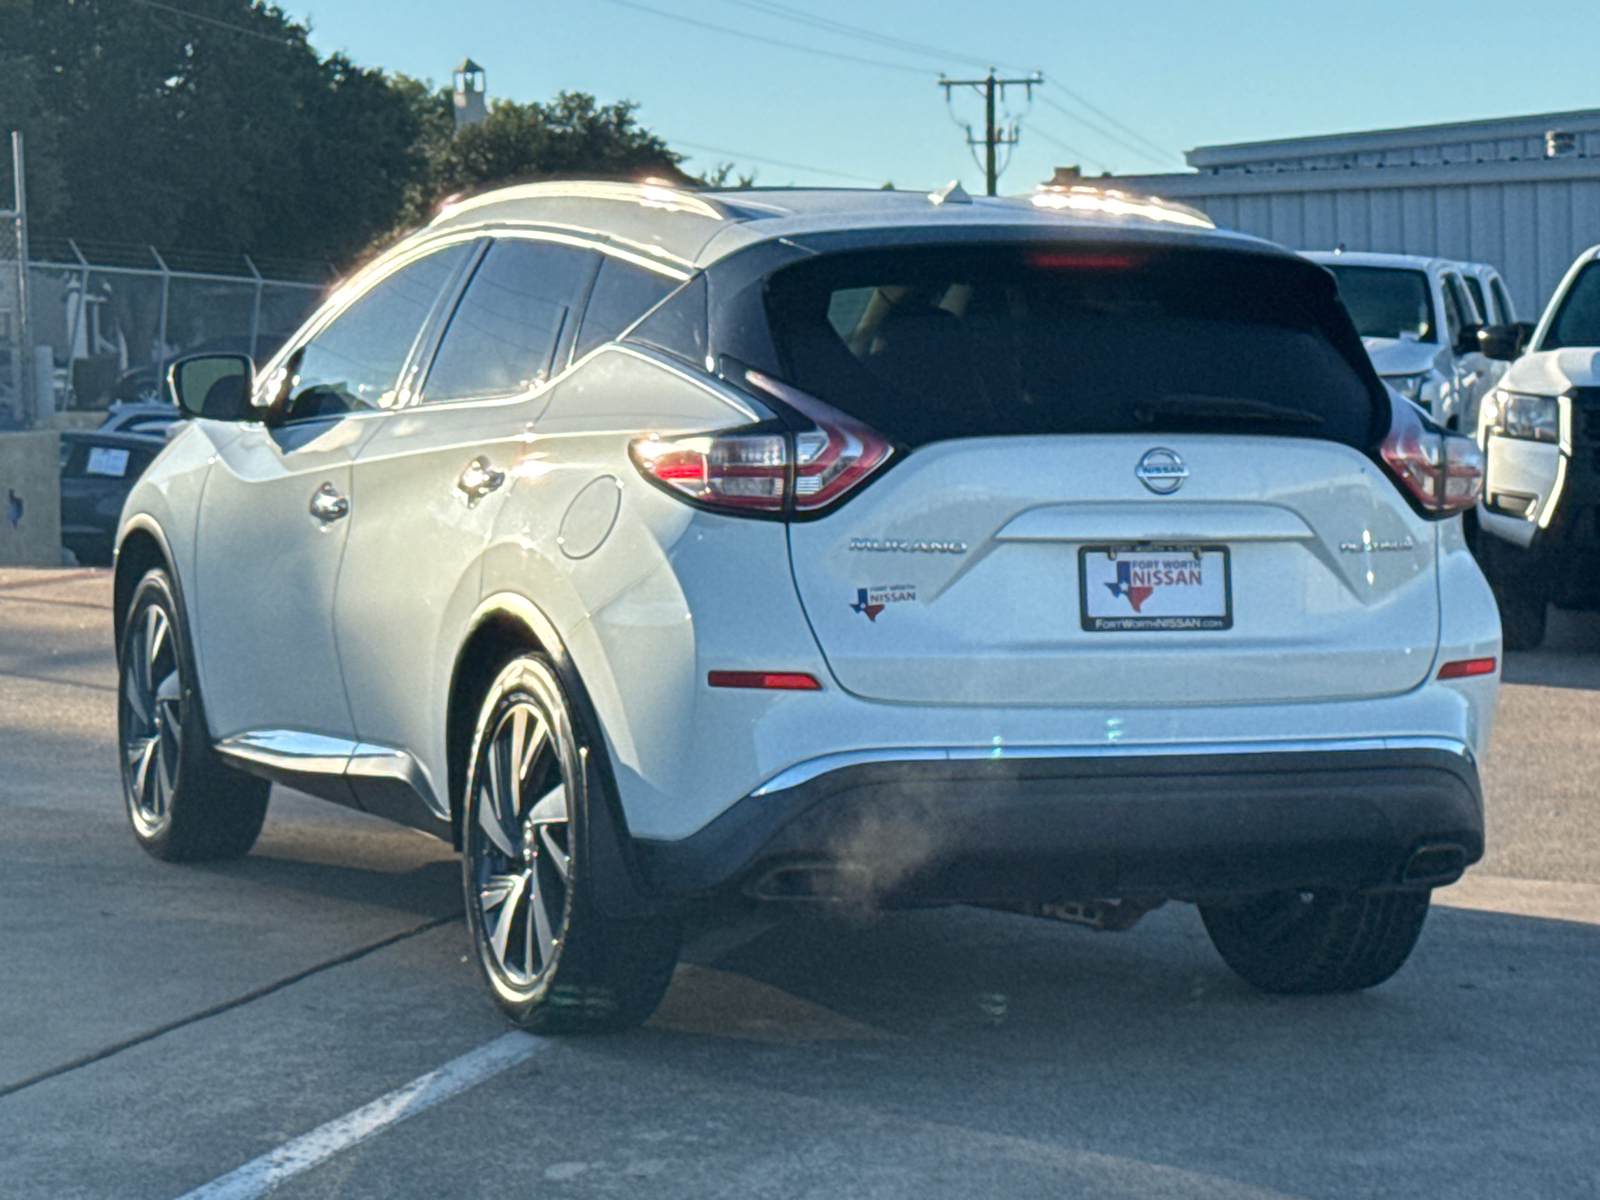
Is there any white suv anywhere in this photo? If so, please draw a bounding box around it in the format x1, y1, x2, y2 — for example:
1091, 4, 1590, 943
115, 181, 1500, 1031
1302, 250, 1510, 431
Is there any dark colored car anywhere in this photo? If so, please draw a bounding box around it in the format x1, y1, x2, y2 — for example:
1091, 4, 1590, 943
60, 429, 167, 565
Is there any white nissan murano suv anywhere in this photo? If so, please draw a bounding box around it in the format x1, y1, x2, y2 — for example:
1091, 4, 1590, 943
114, 180, 1501, 1030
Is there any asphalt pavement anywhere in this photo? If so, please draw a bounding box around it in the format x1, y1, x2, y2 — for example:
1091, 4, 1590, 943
2, 568, 1597, 1199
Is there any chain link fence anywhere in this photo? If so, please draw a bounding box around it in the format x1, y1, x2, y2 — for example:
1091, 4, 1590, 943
4, 238, 329, 423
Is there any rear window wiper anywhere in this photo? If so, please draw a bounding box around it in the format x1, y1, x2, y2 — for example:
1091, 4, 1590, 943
1135, 394, 1325, 429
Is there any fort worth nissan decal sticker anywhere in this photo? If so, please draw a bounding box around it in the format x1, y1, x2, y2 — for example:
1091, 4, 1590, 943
850, 583, 917, 622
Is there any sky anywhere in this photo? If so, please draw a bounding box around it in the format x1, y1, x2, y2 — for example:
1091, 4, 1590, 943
294, 0, 1598, 193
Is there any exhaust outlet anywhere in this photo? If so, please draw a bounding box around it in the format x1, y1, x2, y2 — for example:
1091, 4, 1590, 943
1402, 843, 1469, 886
746, 861, 873, 903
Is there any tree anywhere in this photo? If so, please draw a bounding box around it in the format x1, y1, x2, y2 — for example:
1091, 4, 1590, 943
391, 86, 687, 230
0, 1, 686, 269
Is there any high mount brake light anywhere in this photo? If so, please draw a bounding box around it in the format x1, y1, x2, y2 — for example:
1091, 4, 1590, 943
628, 373, 894, 518
1026, 252, 1141, 271
1378, 400, 1484, 519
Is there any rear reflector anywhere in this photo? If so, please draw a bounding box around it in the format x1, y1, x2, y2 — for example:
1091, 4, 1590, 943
707, 670, 822, 690
1437, 657, 1496, 679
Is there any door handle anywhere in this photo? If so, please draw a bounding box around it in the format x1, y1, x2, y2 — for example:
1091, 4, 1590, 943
309, 482, 350, 523
456, 456, 506, 503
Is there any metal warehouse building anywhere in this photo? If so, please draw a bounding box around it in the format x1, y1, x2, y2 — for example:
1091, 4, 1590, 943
1106, 109, 1600, 318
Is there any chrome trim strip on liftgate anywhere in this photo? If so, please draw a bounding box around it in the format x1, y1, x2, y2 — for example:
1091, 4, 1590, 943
748, 736, 1476, 797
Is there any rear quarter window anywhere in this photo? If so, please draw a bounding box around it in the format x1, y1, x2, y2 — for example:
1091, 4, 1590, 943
763, 244, 1383, 450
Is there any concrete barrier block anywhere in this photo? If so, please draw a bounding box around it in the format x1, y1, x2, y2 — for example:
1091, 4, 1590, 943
0, 431, 62, 566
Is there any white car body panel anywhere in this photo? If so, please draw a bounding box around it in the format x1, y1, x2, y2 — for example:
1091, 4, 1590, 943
332, 396, 538, 813
789, 435, 1438, 707
192, 415, 380, 741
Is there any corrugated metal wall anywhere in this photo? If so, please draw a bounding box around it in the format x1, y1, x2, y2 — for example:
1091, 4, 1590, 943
1185, 180, 1600, 318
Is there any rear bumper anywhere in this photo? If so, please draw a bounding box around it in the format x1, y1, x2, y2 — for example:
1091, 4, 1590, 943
633, 740, 1483, 904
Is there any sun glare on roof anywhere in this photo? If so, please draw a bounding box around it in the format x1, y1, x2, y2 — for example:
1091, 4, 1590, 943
1031, 185, 1213, 228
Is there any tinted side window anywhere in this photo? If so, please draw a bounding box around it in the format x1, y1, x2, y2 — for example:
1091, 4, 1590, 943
286, 245, 469, 418
1490, 277, 1516, 324
1543, 262, 1600, 349
573, 256, 681, 361
624, 272, 708, 367
1439, 275, 1465, 345
1462, 275, 1488, 324
421, 239, 597, 403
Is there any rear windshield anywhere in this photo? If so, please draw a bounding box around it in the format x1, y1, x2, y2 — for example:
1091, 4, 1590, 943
1320, 265, 1436, 343
1541, 262, 1600, 350
764, 245, 1381, 449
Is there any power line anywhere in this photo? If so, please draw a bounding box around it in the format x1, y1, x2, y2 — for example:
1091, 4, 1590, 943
596, 0, 930, 75
673, 139, 885, 185
714, 0, 1000, 72
1037, 95, 1174, 169
1023, 123, 1110, 175
127, 0, 299, 45
1039, 94, 1180, 167
707, 0, 1179, 167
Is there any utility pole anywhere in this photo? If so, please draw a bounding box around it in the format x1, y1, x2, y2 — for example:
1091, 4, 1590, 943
939, 68, 1042, 195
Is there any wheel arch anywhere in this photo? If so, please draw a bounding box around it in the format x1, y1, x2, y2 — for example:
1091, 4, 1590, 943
113, 518, 179, 645
446, 597, 555, 849
446, 593, 661, 916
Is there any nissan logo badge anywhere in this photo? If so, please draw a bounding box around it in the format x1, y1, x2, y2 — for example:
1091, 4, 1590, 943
1135, 447, 1188, 495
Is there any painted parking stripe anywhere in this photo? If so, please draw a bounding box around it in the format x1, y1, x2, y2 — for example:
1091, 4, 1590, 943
176, 1031, 547, 1200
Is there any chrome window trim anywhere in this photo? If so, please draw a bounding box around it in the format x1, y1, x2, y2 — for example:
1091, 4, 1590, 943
749, 736, 1475, 797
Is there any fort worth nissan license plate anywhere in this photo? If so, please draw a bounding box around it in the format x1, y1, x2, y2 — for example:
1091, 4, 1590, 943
1079, 545, 1232, 631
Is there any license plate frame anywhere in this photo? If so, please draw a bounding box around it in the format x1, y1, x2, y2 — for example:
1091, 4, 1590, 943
1079, 544, 1232, 632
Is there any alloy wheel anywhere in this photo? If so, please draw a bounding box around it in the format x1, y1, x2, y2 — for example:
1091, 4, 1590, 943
469, 700, 572, 988
121, 604, 182, 838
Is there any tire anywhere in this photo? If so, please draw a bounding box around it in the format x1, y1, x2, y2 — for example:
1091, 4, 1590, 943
461, 654, 680, 1032
1493, 579, 1548, 651
1199, 889, 1431, 994
1476, 534, 1547, 650
117, 569, 270, 861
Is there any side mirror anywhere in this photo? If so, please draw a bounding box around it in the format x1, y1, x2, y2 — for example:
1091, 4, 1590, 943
168, 354, 254, 420
1514, 321, 1537, 354
1476, 323, 1522, 362
1454, 322, 1483, 357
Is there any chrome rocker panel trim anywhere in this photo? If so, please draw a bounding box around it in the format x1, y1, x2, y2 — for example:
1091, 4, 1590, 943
216, 730, 450, 839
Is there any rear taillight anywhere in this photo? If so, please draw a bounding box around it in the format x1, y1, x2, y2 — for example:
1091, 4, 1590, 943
628, 373, 893, 518
629, 429, 788, 512
745, 371, 894, 513
1378, 400, 1484, 518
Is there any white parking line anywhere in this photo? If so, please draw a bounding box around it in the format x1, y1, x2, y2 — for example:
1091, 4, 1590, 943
175, 1031, 547, 1200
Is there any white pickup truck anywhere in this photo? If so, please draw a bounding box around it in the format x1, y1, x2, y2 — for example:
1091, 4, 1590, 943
1474, 244, 1600, 648
1303, 251, 1511, 432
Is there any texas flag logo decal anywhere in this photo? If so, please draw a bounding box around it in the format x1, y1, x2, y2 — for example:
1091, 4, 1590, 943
850, 583, 915, 622
850, 587, 886, 621
1105, 560, 1155, 613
